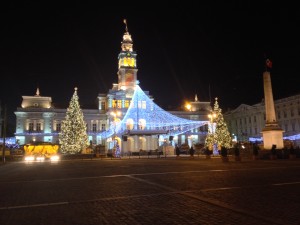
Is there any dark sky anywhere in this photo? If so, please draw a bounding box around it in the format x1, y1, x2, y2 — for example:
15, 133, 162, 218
1, 2, 300, 127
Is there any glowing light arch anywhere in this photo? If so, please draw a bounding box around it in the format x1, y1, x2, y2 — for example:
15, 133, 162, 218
101, 85, 208, 138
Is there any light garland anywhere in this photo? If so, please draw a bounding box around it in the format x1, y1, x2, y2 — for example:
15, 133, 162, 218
0, 137, 17, 145
100, 85, 208, 138
205, 98, 232, 150
59, 88, 89, 154
249, 134, 300, 142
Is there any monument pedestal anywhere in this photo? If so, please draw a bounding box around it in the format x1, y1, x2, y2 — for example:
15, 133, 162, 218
262, 126, 284, 149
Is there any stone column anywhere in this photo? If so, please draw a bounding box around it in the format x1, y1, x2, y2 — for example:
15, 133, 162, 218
263, 71, 276, 123
262, 71, 284, 149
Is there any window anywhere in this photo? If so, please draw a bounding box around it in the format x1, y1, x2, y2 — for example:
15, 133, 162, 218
125, 100, 130, 108
292, 123, 295, 131
101, 124, 106, 131
56, 123, 61, 132
254, 128, 257, 135
142, 101, 146, 109
278, 111, 281, 119
284, 111, 287, 118
112, 99, 117, 108
254, 116, 256, 123
138, 119, 146, 130
285, 124, 288, 131
92, 124, 97, 132
249, 117, 251, 123
117, 100, 122, 108
101, 101, 106, 110
36, 123, 41, 131
126, 118, 134, 130
29, 123, 34, 131
291, 109, 294, 117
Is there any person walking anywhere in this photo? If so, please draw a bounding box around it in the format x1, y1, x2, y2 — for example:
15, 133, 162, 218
234, 143, 241, 161
175, 144, 180, 158
189, 146, 195, 158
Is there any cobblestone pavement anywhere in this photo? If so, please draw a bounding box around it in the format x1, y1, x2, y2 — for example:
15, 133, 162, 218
0, 156, 299, 225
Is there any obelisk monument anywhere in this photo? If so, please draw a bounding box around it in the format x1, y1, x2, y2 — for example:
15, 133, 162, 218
262, 59, 284, 149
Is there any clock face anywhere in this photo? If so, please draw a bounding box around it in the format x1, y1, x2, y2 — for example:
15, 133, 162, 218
124, 57, 135, 67
119, 56, 135, 68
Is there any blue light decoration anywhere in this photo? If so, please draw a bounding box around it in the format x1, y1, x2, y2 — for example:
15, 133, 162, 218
0, 137, 20, 149
0, 137, 16, 145
16, 132, 59, 136
100, 85, 208, 139
249, 134, 300, 143
283, 134, 300, 141
248, 137, 263, 142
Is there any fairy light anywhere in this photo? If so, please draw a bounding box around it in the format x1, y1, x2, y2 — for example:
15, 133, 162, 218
100, 85, 208, 139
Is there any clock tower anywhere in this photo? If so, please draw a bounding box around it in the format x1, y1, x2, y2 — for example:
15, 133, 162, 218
117, 19, 138, 94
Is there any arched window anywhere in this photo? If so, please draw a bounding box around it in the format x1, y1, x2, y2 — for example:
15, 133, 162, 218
126, 118, 134, 130
139, 119, 146, 130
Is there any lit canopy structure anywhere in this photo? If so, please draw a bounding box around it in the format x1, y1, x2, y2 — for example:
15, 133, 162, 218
100, 85, 208, 138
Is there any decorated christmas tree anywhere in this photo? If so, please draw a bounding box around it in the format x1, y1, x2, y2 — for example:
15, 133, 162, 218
213, 98, 232, 149
205, 128, 216, 150
205, 98, 232, 150
59, 87, 88, 154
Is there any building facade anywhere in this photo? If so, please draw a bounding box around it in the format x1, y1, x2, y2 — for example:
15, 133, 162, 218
224, 94, 300, 147
14, 26, 211, 152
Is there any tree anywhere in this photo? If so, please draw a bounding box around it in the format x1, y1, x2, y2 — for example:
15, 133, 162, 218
213, 98, 232, 149
59, 87, 88, 154
205, 98, 232, 150
205, 127, 215, 150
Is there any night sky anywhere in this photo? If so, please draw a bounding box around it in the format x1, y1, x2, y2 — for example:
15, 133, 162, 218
1, 2, 300, 131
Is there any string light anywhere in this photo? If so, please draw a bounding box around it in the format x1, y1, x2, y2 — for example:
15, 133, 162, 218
100, 85, 208, 139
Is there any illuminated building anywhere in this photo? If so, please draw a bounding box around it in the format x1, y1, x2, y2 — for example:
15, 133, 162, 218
224, 94, 300, 147
14, 21, 210, 153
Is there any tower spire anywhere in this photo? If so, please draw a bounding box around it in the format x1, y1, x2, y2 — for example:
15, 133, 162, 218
123, 19, 128, 33
35, 87, 40, 96
117, 20, 137, 91
121, 19, 133, 52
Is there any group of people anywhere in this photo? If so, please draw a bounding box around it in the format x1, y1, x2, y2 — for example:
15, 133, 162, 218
175, 144, 195, 158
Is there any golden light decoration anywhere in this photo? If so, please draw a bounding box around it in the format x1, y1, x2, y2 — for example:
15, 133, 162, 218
208, 112, 216, 122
